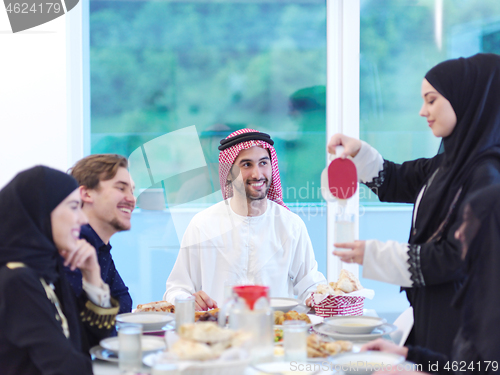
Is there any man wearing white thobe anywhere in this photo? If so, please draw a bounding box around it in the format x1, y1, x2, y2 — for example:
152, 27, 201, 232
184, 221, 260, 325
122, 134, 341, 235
164, 129, 326, 310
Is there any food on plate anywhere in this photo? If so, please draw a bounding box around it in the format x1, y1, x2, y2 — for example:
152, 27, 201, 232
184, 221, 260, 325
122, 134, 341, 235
306, 334, 352, 358
136, 300, 175, 313
179, 321, 234, 344
274, 345, 285, 356
274, 328, 283, 343
274, 310, 311, 325
170, 322, 249, 361
195, 308, 220, 322
315, 269, 363, 295
170, 338, 215, 361
196, 311, 218, 322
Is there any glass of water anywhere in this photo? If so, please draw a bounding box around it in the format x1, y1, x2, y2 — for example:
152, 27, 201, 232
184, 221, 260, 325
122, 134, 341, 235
283, 320, 308, 362
117, 322, 142, 373
175, 295, 195, 332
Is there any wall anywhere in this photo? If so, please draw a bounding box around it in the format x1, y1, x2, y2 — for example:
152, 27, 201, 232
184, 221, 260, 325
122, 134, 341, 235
0, 3, 84, 188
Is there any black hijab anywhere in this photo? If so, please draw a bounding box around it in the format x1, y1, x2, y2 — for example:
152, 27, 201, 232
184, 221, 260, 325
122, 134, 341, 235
0, 166, 83, 348
452, 183, 500, 363
412, 53, 500, 244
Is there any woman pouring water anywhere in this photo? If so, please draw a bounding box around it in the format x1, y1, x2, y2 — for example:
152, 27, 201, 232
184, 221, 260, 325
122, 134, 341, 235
328, 53, 500, 357
0, 166, 119, 375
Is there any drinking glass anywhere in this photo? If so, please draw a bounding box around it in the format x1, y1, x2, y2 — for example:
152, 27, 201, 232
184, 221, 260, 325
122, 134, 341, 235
175, 295, 195, 332
117, 322, 142, 373
229, 285, 274, 363
334, 211, 355, 277
283, 320, 308, 362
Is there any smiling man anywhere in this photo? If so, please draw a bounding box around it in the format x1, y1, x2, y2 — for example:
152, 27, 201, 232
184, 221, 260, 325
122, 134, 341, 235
164, 128, 326, 310
67, 154, 135, 314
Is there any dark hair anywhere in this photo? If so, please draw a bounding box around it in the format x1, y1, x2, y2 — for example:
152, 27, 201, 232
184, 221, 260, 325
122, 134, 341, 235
69, 154, 128, 189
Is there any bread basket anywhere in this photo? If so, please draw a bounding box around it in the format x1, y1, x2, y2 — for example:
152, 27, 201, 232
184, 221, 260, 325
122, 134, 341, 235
312, 293, 365, 317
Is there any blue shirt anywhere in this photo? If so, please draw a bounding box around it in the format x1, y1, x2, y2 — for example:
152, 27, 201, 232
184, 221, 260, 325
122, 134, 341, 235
63, 224, 132, 314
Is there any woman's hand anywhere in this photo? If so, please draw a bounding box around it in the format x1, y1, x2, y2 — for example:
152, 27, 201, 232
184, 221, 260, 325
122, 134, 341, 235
363, 339, 428, 375
62, 239, 102, 287
333, 240, 366, 265
361, 338, 408, 358
327, 134, 362, 158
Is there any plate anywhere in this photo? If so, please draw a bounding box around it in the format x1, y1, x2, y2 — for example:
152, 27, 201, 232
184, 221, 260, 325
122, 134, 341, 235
143, 352, 162, 367
250, 362, 335, 375
117, 312, 174, 332
274, 314, 324, 329
330, 351, 405, 375
143, 352, 251, 373
324, 316, 386, 334
270, 298, 300, 312
314, 322, 397, 341
100, 335, 166, 353
90, 345, 118, 363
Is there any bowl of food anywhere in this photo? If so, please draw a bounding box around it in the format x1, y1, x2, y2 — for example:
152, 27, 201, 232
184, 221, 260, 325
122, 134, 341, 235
330, 351, 405, 375
270, 298, 300, 312
324, 316, 386, 334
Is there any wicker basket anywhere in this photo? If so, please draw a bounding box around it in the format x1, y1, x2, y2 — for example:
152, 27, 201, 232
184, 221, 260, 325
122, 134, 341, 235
312, 294, 364, 317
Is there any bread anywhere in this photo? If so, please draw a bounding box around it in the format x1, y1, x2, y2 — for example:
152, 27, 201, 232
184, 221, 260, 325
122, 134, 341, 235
136, 301, 175, 313
171, 322, 250, 361
178, 322, 234, 344
314, 269, 363, 295
170, 339, 215, 361
336, 269, 363, 293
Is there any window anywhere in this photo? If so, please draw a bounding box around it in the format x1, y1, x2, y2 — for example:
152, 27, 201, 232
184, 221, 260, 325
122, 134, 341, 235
89, 0, 327, 304
358, 0, 500, 321
89, 0, 500, 318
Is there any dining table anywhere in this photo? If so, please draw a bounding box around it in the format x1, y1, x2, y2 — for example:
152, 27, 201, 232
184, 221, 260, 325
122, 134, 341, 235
91, 308, 399, 375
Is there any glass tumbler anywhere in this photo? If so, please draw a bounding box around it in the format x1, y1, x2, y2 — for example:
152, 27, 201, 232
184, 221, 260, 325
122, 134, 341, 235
175, 295, 195, 332
283, 320, 308, 362
117, 322, 142, 373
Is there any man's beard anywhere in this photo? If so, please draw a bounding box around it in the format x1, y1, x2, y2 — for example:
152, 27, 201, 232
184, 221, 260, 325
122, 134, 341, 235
244, 179, 270, 201
110, 218, 130, 232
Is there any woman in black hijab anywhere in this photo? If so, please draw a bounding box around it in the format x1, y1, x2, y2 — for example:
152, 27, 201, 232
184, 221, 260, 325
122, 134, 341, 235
363, 183, 500, 375
328, 53, 500, 357
450, 183, 500, 371
0, 166, 119, 375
